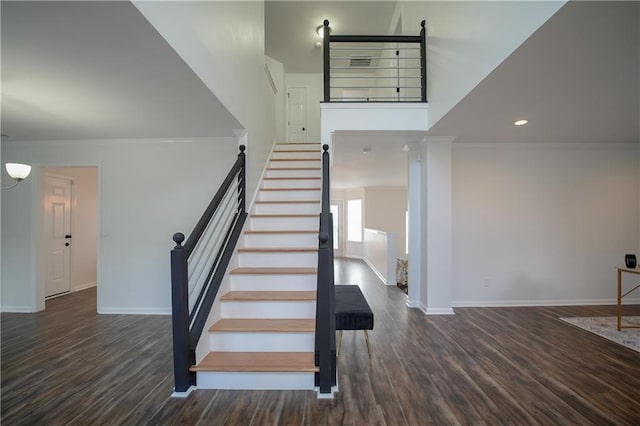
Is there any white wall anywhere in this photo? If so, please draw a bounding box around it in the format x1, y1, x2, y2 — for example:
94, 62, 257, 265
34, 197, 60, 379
266, 56, 285, 142
364, 186, 407, 258
133, 1, 275, 206
45, 167, 98, 292
284, 73, 323, 143
453, 142, 639, 306
1, 138, 237, 313
397, 0, 565, 126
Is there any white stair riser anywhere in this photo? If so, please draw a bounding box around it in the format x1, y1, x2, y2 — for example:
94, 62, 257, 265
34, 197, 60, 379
243, 232, 317, 247
258, 190, 320, 202
269, 160, 320, 169
253, 203, 320, 215
262, 179, 321, 189
230, 274, 317, 291
238, 251, 317, 268
265, 169, 321, 178
197, 371, 315, 390
209, 331, 314, 352
221, 301, 316, 318
275, 144, 320, 150
271, 151, 320, 160
249, 216, 317, 231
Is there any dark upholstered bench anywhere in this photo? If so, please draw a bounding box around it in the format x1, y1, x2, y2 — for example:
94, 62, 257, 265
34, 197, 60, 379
335, 285, 374, 358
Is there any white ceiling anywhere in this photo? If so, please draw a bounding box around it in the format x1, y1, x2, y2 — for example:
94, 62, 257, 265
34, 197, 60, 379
1, 1, 241, 142
2, 1, 637, 191
330, 1, 639, 189
265, 1, 398, 73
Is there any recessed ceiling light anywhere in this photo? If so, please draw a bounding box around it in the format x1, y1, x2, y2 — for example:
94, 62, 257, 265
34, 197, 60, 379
514, 119, 528, 126
362, 147, 371, 155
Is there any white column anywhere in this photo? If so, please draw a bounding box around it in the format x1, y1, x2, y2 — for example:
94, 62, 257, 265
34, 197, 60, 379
406, 143, 423, 308
422, 137, 454, 315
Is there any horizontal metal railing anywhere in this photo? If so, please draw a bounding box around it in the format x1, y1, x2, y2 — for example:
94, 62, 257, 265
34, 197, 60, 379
322, 20, 427, 103
170, 145, 247, 394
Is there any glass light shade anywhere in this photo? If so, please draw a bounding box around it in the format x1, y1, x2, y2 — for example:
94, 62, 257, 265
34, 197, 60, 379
6, 163, 32, 180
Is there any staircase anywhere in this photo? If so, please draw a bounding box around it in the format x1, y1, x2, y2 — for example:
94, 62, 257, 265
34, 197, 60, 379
191, 143, 322, 390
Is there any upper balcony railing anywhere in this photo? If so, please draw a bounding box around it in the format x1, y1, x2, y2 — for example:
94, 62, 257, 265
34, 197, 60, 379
322, 19, 427, 103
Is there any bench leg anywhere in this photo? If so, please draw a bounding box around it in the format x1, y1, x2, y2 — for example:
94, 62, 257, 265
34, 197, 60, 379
364, 330, 371, 359
337, 330, 343, 357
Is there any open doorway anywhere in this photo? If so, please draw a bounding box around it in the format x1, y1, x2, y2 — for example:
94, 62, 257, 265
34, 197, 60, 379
41, 167, 98, 306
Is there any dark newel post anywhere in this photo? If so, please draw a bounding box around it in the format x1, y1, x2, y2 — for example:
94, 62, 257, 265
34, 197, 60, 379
420, 20, 427, 102
317, 144, 335, 394
323, 19, 330, 102
170, 232, 195, 392
238, 145, 246, 214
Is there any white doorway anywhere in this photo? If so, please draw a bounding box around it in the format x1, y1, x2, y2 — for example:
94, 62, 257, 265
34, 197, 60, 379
331, 201, 343, 257
44, 175, 72, 297
41, 167, 98, 304
287, 87, 307, 142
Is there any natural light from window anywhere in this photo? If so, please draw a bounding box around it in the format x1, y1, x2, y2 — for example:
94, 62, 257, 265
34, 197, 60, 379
347, 199, 362, 242
330, 204, 339, 250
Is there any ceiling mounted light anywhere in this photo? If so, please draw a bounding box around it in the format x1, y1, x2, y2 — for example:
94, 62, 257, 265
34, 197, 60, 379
316, 23, 331, 38
362, 147, 372, 155
2, 163, 32, 190
514, 119, 528, 126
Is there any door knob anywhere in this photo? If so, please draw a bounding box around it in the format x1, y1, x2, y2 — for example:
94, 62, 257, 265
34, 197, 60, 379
65, 235, 72, 239
65, 243, 70, 247
302, 127, 306, 131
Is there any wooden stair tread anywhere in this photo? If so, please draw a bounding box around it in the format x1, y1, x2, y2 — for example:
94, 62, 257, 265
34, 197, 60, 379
260, 187, 320, 191
266, 167, 321, 171
255, 200, 319, 204
230, 267, 317, 275
275, 143, 319, 145
251, 214, 317, 218
238, 247, 316, 253
273, 150, 320, 153
244, 229, 317, 234
271, 158, 319, 161
191, 352, 318, 372
209, 318, 315, 332
263, 177, 320, 180
221, 291, 316, 301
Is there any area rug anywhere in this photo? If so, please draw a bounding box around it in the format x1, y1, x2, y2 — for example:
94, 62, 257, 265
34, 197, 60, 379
560, 316, 640, 353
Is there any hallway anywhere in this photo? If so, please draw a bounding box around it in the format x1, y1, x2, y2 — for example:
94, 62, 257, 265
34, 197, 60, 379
2, 259, 639, 424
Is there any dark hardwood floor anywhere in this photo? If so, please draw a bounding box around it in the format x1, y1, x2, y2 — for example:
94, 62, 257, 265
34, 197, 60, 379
2, 259, 639, 425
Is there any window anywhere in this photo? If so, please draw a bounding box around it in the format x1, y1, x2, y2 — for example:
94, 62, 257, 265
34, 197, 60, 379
347, 199, 362, 242
330, 204, 339, 250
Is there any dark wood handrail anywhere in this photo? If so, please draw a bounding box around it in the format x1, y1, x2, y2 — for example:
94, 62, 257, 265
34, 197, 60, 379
183, 145, 246, 257
170, 144, 247, 394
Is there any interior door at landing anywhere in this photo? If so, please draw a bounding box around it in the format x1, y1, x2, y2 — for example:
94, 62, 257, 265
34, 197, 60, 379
44, 175, 72, 298
287, 87, 307, 143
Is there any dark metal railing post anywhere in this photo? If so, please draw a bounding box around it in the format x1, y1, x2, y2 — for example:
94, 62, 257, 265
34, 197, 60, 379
316, 144, 336, 394
238, 145, 246, 214
420, 20, 427, 102
170, 232, 195, 393
323, 19, 330, 102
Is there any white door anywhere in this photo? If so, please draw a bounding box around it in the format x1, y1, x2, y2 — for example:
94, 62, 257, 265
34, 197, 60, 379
44, 176, 72, 298
287, 87, 307, 143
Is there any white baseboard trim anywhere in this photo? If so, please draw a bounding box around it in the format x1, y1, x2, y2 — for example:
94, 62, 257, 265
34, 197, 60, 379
98, 307, 171, 315
1, 305, 37, 313
248, 139, 277, 214
74, 281, 97, 292
452, 298, 623, 308
406, 300, 421, 309
425, 307, 455, 315
171, 385, 196, 398
361, 257, 395, 286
